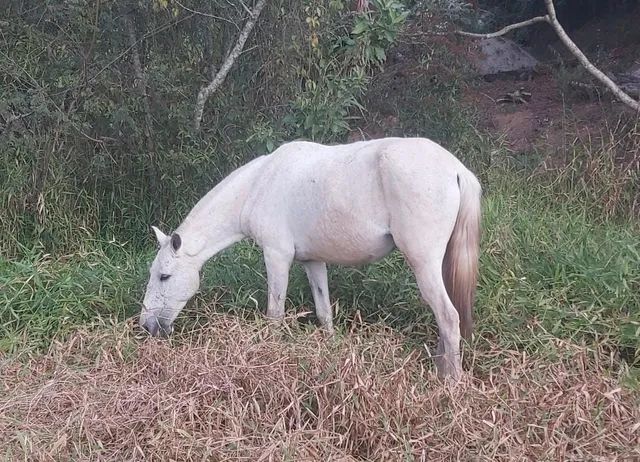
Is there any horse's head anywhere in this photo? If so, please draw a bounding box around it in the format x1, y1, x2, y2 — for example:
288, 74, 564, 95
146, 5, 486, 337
140, 226, 200, 337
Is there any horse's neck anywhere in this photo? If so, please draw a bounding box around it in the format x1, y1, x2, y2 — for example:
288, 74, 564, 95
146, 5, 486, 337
178, 156, 267, 265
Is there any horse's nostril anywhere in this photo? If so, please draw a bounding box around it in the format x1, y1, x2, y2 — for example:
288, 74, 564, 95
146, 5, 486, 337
141, 316, 173, 338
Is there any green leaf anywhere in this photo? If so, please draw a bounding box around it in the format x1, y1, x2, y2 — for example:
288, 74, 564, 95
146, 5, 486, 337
352, 21, 369, 35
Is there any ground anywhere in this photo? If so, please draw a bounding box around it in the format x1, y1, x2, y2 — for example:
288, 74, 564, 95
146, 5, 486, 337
1, 314, 638, 460
353, 6, 640, 167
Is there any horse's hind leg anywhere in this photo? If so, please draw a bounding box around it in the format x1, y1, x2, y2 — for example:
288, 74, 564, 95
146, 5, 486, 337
388, 202, 462, 379
410, 261, 462, 380
303, 261, 334, 334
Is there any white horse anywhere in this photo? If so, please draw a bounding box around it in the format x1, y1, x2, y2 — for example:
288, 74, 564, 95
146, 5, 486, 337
141, 137, 481, 379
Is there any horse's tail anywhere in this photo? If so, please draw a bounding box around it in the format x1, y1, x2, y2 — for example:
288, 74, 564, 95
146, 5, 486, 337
442, 170, 481, 340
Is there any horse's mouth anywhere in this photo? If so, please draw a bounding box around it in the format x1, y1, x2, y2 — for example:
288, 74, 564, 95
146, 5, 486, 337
140, 315, 173, 338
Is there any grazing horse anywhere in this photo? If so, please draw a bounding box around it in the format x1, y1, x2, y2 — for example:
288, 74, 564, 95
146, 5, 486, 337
141, 137, 481, 379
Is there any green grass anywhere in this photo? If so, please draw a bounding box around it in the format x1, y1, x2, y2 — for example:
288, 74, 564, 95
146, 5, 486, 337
0, 242, 148, 354
3, 166, 637, 375
477, 171, 639, 359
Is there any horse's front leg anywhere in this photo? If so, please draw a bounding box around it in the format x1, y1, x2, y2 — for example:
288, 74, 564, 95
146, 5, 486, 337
263, 247, 293, 320
303, 261, 334, 334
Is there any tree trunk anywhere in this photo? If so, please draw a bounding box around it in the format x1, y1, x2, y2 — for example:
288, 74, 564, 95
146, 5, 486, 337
193, 0, 268, 131
123, 9, 160, 211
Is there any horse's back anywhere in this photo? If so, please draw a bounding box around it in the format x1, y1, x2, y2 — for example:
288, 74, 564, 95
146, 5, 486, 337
269, 137, 469, 175
245, 137, 472, 265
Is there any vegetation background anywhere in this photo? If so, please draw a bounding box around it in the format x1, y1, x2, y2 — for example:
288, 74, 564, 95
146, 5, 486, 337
0, 0, 639, 459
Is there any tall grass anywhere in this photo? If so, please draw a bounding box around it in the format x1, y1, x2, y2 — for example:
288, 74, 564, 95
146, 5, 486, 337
533, 116, 640, 220
0, 243, 148, 354
4, 159, 637, 376
478, 170, 639, 360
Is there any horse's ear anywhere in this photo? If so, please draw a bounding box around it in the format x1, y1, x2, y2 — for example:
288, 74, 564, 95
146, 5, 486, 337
151, 226, 170, 246
171, 233, 182, 252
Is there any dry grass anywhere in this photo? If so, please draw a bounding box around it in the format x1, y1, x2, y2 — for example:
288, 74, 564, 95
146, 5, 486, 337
1, 313, 638, 461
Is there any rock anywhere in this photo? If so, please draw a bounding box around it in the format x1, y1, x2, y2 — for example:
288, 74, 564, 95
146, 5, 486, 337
471, 37, 539, 79
615, 62, 640, 97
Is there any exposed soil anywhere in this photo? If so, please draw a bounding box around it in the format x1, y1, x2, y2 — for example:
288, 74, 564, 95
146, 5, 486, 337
354, 7, 640, 162
462, 70, 624, 156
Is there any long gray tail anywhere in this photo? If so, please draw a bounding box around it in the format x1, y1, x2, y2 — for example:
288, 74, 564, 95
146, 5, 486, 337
442, 171, 481, 339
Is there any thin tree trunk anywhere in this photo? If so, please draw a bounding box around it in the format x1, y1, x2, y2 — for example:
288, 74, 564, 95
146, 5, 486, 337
124, 10, 159, 210
193, 0, 268, 131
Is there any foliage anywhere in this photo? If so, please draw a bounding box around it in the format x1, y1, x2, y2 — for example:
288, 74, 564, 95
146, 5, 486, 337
284, 71, 367, 140
0, 0, 408, 255
283, 0, 407, 141
351, 0, 409, 66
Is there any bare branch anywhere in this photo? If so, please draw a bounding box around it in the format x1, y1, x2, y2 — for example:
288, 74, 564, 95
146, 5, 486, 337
193, 0, 268, 131
237, 0, 253, 16
456, 16, 549, 39
173, 0, 240, 29
543, 0, 639, 112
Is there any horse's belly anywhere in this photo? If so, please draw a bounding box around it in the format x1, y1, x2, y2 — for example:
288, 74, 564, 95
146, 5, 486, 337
294, 220, 395, 266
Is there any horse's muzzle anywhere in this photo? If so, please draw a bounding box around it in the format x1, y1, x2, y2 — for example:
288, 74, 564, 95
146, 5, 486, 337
140, 315, 173, 338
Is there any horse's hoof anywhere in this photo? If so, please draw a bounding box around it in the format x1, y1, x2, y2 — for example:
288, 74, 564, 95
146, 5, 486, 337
322, 325, 335, 336
438, 370, 463, 384
264, 312, 285, 322
435, 356, 463, 382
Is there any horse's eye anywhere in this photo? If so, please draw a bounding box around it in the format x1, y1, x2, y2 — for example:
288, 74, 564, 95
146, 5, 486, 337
160, 274, 171, 281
